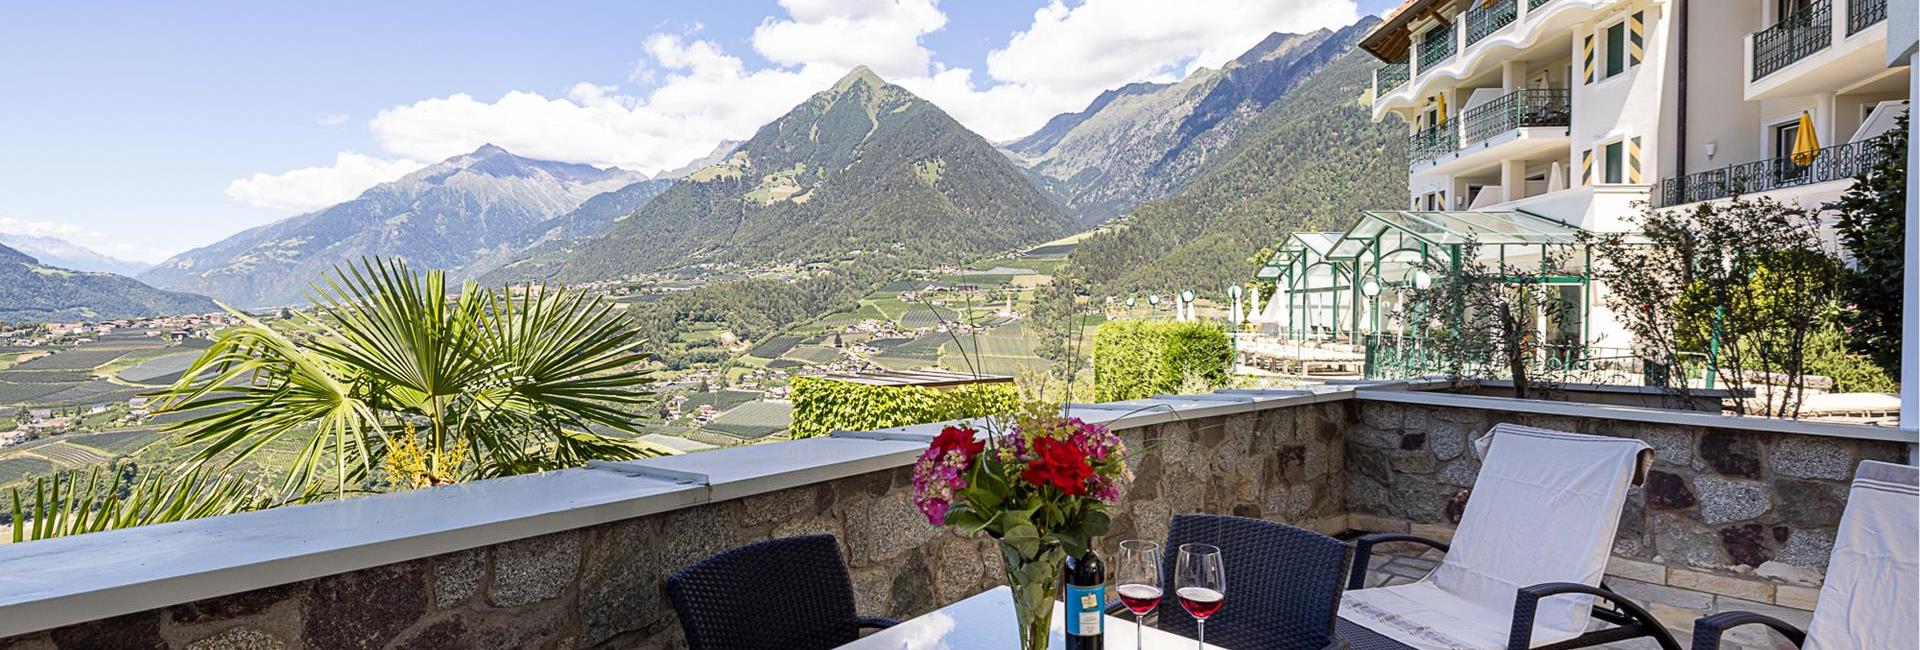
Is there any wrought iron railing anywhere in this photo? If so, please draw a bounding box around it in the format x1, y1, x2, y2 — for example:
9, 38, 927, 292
1752, 0, 1832, 80
1408, 123, 1460, 167
1653, 132, 1897, 207
1418, 25, 1456, 72
1376, 59, 1410, 95
1848, 0, 1887, 34
1465, 0, 1519, 45
1528, 0, 1555, 10
1362, 334, 1714, 388
1459, 88, 1571, 144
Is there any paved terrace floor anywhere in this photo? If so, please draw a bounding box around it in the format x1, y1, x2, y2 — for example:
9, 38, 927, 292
1364, 542, 1812, 650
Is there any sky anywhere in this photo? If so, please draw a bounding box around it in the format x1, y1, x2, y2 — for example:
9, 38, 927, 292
0, 0, 1395, 265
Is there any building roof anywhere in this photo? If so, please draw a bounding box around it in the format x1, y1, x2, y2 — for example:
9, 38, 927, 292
812, 368, 1013, 388
1327, 209, 1585, 258
1359, 0, 1453, 62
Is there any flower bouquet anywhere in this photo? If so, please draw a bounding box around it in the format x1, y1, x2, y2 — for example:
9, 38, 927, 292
912, 414, 1131, 649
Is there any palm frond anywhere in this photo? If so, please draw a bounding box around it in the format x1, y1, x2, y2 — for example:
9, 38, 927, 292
9, 466, 273, 543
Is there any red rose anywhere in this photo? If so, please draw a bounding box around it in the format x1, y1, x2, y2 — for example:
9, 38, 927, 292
931, 425, 984, 462
1021, 436, 1093, 495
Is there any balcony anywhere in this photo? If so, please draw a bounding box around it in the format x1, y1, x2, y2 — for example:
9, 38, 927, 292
1653, 132, 1896, 207
1744, 0, 1897, 100
1753, 0, 1833, 80
1407, 122, 1459, 168
1409, 88, 1570, 174
1375, 59, 1410, 95
1464, 0, 1519, 46
1416, 26, 1456, 72
0, 384, 1908, 646
1460, 88, 1571, 144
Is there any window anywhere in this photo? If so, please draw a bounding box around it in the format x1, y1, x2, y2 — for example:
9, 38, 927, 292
1773, 121, 1800, 159
1603, 141, 1625, 183
1604, 22, 1627, 77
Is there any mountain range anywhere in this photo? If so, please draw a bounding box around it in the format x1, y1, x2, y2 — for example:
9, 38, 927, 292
0, 243, 214, 323
0, 233, 150, 276
487, 66, 1073, 283
1007, 22, 1375, 223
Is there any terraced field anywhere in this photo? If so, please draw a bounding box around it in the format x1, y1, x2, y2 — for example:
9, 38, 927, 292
71, 428, 169, 455
116, 351, 200, 384
748, 336, 801, 359
782, 346, 843, 364
681, 389, 760, 413
0, 456, 54, 485
700, 401, 792, 440
29, 441, 110, 467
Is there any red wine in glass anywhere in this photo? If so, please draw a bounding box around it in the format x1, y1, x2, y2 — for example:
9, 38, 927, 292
1116, 584, 1163, 615
1176, 587, 1225, 619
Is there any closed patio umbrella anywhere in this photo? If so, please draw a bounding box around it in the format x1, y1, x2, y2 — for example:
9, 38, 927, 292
1548, 160, 1565, 192
1791, 111, 1820, 165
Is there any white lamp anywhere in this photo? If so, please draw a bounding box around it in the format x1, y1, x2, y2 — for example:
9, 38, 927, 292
1413, 270, 1434, 290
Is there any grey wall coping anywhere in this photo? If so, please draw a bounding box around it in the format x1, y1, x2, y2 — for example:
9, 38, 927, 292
1355, 389, 1920, 443
0, 381, 1909, 638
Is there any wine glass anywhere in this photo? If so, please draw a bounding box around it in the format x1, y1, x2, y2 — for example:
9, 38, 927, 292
1175, 543, 1225, 649
1114, 540, 1163, 650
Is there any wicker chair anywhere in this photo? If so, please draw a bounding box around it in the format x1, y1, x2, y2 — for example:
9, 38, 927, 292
664, 535, 899, 650
1143, 513, 1352, 650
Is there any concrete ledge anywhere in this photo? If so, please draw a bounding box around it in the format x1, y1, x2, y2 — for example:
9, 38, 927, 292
1355, 389, 1919, 444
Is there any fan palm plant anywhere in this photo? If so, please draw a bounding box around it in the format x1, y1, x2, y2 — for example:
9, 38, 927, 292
9, 466, 273, 542
150, 258, 670, 494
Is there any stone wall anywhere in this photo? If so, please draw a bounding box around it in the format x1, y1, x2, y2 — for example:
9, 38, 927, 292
1343, 397, 1910, 612
0, 402, 1351, 650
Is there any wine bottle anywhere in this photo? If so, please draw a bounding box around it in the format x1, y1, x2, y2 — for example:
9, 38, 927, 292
1064, 548, 1105, 649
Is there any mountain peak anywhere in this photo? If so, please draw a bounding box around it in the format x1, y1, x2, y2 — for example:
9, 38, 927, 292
833, 65, 888, 93
470, 143, 512, 157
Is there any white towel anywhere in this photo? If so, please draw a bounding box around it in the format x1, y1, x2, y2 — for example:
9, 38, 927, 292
1340, 424, 1650, 650
1802, 460, 1918, 650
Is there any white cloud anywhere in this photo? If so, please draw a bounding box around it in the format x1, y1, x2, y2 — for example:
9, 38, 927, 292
0, 216, 103, 241
751, 0, 947, 80
0, 216, 173, 263
225, 152, 426, 213
367, 33, 842, 174
317, 114, 349, 126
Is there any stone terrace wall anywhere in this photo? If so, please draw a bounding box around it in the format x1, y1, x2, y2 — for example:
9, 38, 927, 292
1344, 396, 1910, 613
0, 402, 1350, 650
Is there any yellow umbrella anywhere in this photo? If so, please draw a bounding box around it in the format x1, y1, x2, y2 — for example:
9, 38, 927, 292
1790, 111, 1820, 166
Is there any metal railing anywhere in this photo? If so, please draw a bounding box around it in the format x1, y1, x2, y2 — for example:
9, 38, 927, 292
1848, 0, 1887, 34
1465, 0, 1519, 45
1408, 123, 1460, 167
1752, 0, 1832, 80
1376, 59, 1410, 95
1528, 0, 1555, 10
1460, 88, 1571, 144
1653, 132, 1897, 207
1362, 334, 1714, 388
1418, 25, 1456, 72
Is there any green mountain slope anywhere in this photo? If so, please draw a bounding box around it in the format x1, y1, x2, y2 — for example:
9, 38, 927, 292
0, 244, 216, 323
492, 67, 1074, 282
1060, 39, 1407, 296
1007, 19, 1380, 223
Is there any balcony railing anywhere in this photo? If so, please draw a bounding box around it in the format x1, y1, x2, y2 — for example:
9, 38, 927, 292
1418, 25, 1456, 72
1465, 0, 1519, 46
1653, 132, 1896, 207
1460, 88, 1571, 144
1377, 59, 1410, 95
1752, 0, 1832, 80
1409, 123, 1460, 167
1528, 0, 1555, 10
1849, 0, 1887, 34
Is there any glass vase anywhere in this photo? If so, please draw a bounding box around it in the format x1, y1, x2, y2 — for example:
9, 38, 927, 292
999, 539, 1067, 650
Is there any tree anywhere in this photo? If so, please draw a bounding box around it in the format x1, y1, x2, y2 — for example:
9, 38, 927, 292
1831, 111, 1907, 378
1585, 198, 1841, 417
1398, 242, 1574, 399
151, 258, 671, 494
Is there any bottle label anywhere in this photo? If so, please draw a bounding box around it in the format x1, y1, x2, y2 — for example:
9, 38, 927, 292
1065, 584, 1104, 636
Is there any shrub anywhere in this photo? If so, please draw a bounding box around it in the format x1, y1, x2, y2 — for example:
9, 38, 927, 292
1092, 320, 1233, 402
787, 377, 1019, 438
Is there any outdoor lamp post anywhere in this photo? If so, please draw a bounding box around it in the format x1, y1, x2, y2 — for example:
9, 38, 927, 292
1125, 296, 1137, 318
1413, 270, 1433, 291
1147, 294, 1162, 319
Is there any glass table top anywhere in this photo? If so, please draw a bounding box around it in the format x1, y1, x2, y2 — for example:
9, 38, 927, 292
837, 586, 1229, 649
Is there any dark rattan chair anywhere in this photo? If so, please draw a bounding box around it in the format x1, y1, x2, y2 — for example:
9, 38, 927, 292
1142, 513, 1352, 650
664, 535, 898, 650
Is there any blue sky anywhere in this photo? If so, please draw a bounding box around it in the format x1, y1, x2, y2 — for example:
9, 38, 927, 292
0, 0, 1390, 263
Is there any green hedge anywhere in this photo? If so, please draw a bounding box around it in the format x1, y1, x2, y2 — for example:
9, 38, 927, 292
1093, 320, 1233, 402
788, 377, 1019, 439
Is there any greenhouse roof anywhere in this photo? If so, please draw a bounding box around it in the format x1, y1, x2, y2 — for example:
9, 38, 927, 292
1327, 209, 1586, 258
